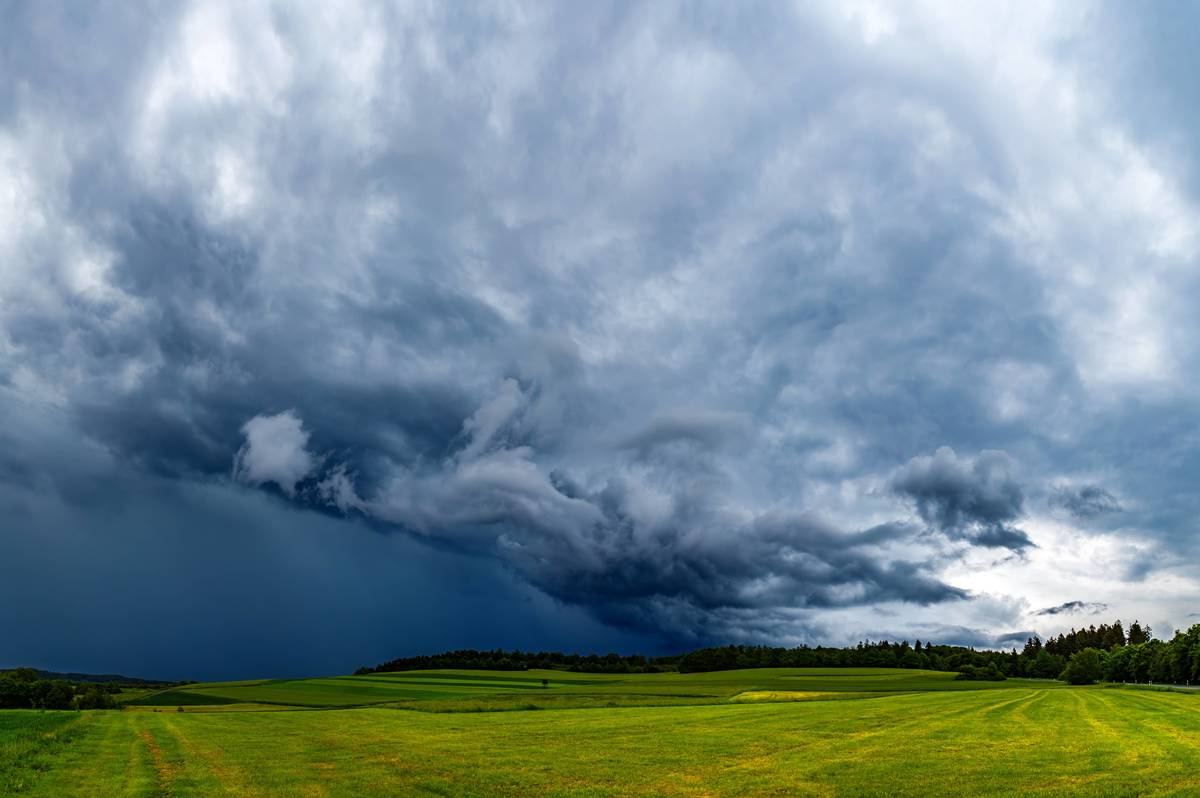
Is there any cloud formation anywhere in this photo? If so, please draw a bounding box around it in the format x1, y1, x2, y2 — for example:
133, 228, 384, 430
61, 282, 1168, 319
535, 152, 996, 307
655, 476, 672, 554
233, 411, 315, 496
248, 392, 966, 641
892, 448, 1032, 551
5, 1, 1200, 668
1052, 485, 1122, 519
1036, 601, 1109, 617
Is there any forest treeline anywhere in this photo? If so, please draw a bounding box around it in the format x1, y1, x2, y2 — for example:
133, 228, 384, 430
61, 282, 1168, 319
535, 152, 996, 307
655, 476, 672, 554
360, 619, 1200, 686
357, 650, 677, 674
0, 668, 178, 710
670, 620, 1164, 683
0, 668, 122, 709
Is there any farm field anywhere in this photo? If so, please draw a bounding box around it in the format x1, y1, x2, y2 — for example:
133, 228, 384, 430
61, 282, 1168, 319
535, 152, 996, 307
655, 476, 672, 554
4, 668, 1200, 796
120, 667, 1038, 712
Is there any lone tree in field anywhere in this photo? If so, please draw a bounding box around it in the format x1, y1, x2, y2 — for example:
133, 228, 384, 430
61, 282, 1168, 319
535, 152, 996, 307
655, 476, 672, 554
541, 679, 549, 688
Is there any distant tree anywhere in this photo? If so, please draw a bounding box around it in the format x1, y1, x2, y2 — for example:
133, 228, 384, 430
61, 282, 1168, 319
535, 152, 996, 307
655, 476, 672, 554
955, 663, 1005, 681
1104, 643, 1135, 682
3, 668, 39, 683
1061, 648, 1104, 685
36, 681, 73, 710
72, 685, 116, 710
1103, 621, 1127, 650
1031, 650, 1064, 679
1128, 621, 1150, 646
0, 677, 31, 708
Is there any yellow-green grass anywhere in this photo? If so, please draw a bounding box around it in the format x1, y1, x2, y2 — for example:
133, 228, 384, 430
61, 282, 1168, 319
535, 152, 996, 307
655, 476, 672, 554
110, 689, 162, 705
123, 703, 311, 714
119, 662, 1060, 710
728, 690, 862, 702
0, 712, 90, 794
131, 671, 619, 709
6, 684, 1200, 796
383, 668, 1061, 712
127, 668, 1056, 713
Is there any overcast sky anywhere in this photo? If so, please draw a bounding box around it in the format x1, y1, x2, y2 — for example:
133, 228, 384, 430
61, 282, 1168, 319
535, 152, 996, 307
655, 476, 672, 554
3, 1, 1199, 680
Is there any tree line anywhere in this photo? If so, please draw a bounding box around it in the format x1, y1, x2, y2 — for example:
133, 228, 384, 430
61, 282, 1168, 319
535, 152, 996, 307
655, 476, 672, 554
1010, 619, 1193, 685
359, 619, 1199, 687
357, 649, 677, 674
0, 668, 121, 710
356, 640, 1015, 677
1087, 623, 1200, 685
355, 638, 1072, 680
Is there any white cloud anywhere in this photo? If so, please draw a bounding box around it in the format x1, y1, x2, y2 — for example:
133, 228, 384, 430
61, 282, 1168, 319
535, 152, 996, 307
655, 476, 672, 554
233, 410, 316, 496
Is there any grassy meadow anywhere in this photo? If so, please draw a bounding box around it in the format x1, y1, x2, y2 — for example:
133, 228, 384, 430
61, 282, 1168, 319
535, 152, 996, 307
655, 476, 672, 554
3, 668, 1200, 796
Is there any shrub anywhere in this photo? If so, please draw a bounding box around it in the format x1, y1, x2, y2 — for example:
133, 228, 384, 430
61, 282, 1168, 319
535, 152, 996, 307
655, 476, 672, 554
954, 664, 1006, 681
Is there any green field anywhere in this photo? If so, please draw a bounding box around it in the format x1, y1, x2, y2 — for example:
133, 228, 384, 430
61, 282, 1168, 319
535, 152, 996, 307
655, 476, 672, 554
4, 668, 1200, 796
120, 668, 1016, 712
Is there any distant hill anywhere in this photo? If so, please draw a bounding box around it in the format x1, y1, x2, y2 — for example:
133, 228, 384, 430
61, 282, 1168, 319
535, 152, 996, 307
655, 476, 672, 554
1, 668, 173, 686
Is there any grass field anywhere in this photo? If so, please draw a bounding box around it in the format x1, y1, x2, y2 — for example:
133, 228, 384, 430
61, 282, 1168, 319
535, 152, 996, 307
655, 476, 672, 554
4, 668, 1199, 796
120, 667, 1051, 712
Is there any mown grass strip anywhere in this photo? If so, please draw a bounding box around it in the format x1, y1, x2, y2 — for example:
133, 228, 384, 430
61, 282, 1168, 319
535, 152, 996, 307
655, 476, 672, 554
0, 711, 93, 794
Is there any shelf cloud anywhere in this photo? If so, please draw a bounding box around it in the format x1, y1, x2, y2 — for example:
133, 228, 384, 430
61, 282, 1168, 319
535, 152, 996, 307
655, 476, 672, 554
5, 0, 1200, 672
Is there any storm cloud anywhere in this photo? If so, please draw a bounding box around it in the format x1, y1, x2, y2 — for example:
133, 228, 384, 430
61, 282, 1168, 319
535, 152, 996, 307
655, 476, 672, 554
5, 1, 1200, 673
891, 448, 1032, 552
242, 391, 967, 641
1052, 485, 1122, 519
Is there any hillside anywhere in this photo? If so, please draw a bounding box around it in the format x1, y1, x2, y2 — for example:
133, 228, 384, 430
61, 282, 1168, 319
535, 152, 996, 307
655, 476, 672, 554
1, 669, 172, 686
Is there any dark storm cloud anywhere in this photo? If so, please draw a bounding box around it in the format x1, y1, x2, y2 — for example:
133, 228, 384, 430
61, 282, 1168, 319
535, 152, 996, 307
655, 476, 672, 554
1051, 485, 1121, 519
5, 0, 1200, 670
0, 395, 654, 679
891, 448, 1033, 551
1036, 601, 1108, 617
231, 389, 967, 641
